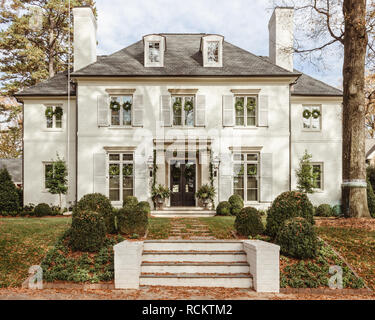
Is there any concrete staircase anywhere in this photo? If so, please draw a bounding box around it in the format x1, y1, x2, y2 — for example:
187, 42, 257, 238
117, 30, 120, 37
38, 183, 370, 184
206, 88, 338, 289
139, 240, 253, 288
151, 207, 216, 218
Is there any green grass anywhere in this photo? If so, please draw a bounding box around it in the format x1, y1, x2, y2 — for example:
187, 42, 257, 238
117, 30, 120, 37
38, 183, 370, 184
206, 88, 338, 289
147, 218, 172, 239
0, 217, 71, 288
317, 226, 375, 290
199, 216, 236, 239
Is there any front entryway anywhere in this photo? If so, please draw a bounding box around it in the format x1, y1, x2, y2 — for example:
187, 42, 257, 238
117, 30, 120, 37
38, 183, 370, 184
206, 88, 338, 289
170, 160, 196, 207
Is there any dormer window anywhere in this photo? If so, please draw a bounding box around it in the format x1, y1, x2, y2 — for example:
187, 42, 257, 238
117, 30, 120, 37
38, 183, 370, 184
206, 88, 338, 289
201, 35, 224, 67
143, 34, 165, 67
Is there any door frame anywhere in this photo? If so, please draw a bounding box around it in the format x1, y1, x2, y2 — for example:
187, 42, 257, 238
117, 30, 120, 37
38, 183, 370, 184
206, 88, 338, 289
168, 157, 197, 207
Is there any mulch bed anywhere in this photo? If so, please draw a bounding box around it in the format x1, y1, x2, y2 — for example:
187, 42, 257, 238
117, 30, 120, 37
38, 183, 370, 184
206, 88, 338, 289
315, 218, 375, 231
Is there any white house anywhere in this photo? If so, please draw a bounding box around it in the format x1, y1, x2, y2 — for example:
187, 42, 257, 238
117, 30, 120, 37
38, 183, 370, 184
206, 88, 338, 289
15, 6, 343, 210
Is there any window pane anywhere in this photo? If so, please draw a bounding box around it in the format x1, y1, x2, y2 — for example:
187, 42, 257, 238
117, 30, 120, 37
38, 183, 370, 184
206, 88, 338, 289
109, 164, 120, 201
55, 107, 63, 128
109, 154, 120, 161
46, 116, 53, 128
184, 97, 194, 127
247, 164, 258, 177
207, 41, 219, 63
234, 154, 244, 162
123, 164, 133, 177
247, 97, 257, 126
122, 96, 132, 126
247, 116, 256, 126
149, 42, 160, 62
247, 154, 258, 161
313, 165, 322, 189
123, 154, 133, 161
235, 97, 245, 126
173, 97, 182, 126
303, 107, 311, 129
234, 188, 244, 199
234, 164, 244, 177
110, 97, 121, 125
247, 189, 258, 201
45, 164, 53, 188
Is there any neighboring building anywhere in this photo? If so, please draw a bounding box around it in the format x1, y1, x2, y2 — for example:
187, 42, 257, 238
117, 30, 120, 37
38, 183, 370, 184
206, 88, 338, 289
15, 6, 343, 209
0, 158, 22, 187
366, 138, 375, 166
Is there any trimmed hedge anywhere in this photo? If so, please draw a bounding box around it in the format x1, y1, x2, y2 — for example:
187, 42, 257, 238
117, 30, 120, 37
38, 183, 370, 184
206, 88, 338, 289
117, 202, 148, 237
315, 204, 333, 217
266, 191, 314, 238
276, 217, 318, 259
69, 211, 106, 252
34, 203, 52, 217
137, 201, 151, 215
228, 195, 244, 216
0, 168, 20, 213
76, 193, 114, 233
123, 196, 138, 208
216, 201, 231, 216
235, 207, 264, 237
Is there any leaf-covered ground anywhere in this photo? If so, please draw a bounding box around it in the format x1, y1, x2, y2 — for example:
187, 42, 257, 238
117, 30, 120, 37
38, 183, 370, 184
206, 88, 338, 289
0, 217, 71, 288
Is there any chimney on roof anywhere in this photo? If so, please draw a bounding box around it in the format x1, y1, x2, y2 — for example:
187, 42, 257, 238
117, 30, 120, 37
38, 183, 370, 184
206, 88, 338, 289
73, 6, 97, 72
268, 7, 294, 72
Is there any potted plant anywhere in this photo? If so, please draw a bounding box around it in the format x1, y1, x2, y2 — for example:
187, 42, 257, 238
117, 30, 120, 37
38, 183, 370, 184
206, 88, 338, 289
196, 184, 216, 209
152, 184, 171, 209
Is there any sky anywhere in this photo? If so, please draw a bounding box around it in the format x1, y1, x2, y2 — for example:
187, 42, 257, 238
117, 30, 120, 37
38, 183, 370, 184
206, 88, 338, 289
95, 0, 343, 89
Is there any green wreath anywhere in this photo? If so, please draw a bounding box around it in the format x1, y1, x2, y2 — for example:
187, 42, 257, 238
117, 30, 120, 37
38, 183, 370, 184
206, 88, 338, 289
122, 101, 132, 111
248, 165, 257, 176
235, 100, 244, 112
311, 109, 321, 119
173, 100, 182, 113
109, 165, 120, 176
110, 100, 121, 111
45, 107, 54, 118
123, 164, 133, 177
247, 98, 256, 113
303, 109, 312, 119
184, 100, 194, 112
54, 107, 63, 117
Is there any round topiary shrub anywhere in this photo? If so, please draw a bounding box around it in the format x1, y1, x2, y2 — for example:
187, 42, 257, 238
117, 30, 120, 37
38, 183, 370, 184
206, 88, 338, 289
33, 203, 52, 217
235, 207, 265, 237
332, 205, 342, 217
266, 191, 314, 238
0, 168, 20, 213
137, 201, 151, 215
216, 201, 231, 216
69, 210, 106, 252
76, 193, 114, 233
123, 196, 138, 208
315, 204, 333, 217
276, 217, 318, 259
228, 195, 244, 216
117, 204, 148, 237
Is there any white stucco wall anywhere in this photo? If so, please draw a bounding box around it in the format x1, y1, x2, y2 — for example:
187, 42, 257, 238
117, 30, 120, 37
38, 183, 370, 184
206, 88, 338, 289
291, 96, 343, 205
23, 98, 76, 207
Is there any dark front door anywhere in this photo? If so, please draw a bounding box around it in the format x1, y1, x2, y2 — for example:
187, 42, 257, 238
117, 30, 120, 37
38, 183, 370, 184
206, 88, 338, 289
170, 161, 196, 207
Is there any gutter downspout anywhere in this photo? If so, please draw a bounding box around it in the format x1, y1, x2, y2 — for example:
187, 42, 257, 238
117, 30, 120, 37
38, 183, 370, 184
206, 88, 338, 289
289, 81, 297, 191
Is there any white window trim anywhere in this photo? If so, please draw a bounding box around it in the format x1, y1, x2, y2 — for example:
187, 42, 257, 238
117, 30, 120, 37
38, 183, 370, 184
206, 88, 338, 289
44, 104, 64, 132
201, 35, 223, 68
233, 152, 260, 203
109, 95, 133, 128
143, 35, 165, 68
107, 152, 135, 205
234, 95, 258, 128
42, 161, 53, 192
302, 105, 322, 132
311, 162, 324, 192
171, 95, 196, 128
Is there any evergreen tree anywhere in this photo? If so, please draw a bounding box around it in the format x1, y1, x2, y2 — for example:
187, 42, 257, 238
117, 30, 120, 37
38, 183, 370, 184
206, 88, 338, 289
0, 167, 20, 213
296, 150, 318, 194
46, 154, 68, 210
0, 0, 96, 95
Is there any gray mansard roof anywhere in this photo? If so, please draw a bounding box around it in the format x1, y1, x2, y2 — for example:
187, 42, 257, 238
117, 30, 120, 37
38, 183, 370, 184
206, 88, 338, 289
15, 33, 342, 97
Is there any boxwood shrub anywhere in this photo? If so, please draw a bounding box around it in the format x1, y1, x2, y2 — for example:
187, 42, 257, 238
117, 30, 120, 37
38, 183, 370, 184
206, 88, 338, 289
123, 196, 138, 208
117, 202, 148, 237
315, 204, 333, 217
276, 217, 318, 259
76, 193, 114, 233
137, 201, 151, 214
69, 210, 106, 252
235, 207, 264, 237
216, 201, 231, 216
228, 195, 244, 216
266, 191, 314, 238
33, 203, 52, 217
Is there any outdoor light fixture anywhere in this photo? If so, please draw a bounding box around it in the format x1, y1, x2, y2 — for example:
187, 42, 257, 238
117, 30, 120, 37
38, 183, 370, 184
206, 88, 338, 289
212, 155, 220, 170
147, 156, 154, 170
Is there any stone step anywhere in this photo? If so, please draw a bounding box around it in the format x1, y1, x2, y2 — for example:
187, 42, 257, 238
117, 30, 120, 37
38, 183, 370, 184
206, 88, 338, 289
163, 207, 206, 211
151, 211, 216, 218
141, 262, 250, 274
142, 250, 248, 262
139, 273, 252, 288
144, 240, 244, 251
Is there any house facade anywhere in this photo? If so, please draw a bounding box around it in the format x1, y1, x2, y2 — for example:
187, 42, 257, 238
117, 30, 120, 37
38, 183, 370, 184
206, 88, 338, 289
16, 6, 343, 209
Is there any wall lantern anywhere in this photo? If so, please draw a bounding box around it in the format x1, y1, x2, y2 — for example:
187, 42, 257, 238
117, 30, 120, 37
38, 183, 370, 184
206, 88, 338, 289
212, 155, 220, 170
147, 156, 154, 170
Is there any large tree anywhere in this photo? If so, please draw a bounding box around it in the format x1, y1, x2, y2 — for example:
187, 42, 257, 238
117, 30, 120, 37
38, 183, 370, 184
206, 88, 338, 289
0, 0, 96, 96
274, 0, 373, 218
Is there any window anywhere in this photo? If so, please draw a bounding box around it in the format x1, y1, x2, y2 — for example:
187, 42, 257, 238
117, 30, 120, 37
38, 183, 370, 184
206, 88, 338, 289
45, 105, 63, 129
312, 163, 323, 190
108, 153, 134, 202
172, 96, 195, 127
303, 106, 321, 130
148, 42, 160, 63
233, 153, 259, 202
109, 96, 132, 126
207, 41, 219, 63
234, 96, 257, 127
44, 163, 54, 189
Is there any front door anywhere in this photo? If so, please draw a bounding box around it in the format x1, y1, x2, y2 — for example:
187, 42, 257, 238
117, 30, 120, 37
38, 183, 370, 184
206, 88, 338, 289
170, 160, 196, 207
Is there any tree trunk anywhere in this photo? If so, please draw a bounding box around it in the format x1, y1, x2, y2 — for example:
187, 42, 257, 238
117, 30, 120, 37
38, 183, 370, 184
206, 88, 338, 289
342, 0, 371, 218
59, 193, 62, 212
48, 27, 55, 78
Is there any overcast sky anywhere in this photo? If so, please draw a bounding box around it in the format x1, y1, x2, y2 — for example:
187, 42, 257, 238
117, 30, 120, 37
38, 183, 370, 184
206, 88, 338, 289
95, 0, 343, 88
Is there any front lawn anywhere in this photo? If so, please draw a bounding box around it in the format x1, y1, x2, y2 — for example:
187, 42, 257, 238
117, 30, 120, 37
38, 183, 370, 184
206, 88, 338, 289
199, 216, 236, 239
147, 218, 172, 239
0, 217, 71, 288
